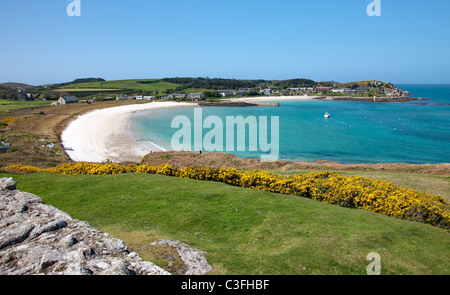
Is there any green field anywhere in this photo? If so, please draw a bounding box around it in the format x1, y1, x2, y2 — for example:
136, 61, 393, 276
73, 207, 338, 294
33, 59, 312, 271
57, 88, 120, 92
0, 100, 52, 114
57, 79, 181, 93
3, 172, 449, 275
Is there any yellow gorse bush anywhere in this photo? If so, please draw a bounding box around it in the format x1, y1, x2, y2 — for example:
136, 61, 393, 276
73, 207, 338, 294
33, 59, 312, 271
0, 117, 19, 128
4, 163, 450, 229
3, 164, 41, 173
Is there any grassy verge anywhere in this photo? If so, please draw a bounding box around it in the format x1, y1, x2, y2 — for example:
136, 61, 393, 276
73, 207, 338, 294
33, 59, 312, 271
2, 172, 449, 275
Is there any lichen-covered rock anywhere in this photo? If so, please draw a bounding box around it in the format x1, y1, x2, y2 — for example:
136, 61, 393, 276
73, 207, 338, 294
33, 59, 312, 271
0, 177, 170, 275
151, 239, 212, 275
0, 178, 16, 191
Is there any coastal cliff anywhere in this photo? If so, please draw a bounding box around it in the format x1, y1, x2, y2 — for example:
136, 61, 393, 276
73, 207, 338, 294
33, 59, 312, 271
0, 177, 211, 275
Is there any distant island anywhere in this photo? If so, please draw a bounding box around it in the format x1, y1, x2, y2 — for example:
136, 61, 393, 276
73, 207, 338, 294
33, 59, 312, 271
0, 77, 425, 103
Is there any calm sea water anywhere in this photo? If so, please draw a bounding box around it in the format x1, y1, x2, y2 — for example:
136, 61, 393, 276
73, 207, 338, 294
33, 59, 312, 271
128, 85, 450, 164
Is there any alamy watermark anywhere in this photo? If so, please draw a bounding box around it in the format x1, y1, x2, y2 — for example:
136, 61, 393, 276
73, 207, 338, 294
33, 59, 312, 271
367, 0, 381, 17
67, 0, 81, 17
67, 1, 380, 18
171, 108, 279, 161
366, 252, 381, 275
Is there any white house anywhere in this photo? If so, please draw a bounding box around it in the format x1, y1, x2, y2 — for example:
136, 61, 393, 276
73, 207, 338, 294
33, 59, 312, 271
188, 93, 204, 100
217, 90, 234, 97
174, 93, 187, 99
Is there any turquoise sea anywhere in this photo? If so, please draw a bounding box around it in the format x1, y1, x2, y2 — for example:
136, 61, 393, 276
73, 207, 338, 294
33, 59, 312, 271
128, 84, 450, 164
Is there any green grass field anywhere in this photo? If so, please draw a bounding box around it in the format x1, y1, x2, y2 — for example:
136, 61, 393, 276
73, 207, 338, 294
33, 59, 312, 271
0, 100, 52, 114
57, 88, 120, 92
57, 79, 181, 93
3, 172, 449, 275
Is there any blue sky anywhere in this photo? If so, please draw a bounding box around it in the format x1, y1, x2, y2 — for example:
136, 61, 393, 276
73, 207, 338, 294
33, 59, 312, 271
0, 0, 449, 85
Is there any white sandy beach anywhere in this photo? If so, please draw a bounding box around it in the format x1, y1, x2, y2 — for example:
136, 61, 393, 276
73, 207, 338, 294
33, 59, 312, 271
61, 101, 196, 163
61, 96, 318, 163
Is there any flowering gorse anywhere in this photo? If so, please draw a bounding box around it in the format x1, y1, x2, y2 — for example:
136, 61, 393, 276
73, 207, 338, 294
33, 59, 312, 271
4, 163, 449, 229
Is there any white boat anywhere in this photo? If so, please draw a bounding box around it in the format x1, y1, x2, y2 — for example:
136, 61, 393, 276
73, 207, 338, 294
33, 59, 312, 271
324, 112, 330, 118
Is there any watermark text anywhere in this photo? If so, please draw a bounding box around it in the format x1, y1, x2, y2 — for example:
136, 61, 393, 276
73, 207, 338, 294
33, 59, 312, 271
67, 0, 81, 17
367, 0, 381, 17
171, 108, 279, 161
366, 252, 381, 275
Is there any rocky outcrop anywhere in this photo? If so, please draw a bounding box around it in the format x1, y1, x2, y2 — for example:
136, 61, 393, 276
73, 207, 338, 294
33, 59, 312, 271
0, 177, 170, 275
152, 240, 212, 275
199, 101, 279, 107
325, 96, 424, 102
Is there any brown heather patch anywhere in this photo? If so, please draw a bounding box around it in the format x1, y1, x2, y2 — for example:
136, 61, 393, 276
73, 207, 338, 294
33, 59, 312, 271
0, 100, 150, 168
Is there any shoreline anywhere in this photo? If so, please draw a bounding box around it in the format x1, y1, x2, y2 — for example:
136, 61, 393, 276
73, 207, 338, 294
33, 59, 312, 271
61, 101, 197, 163
60, 96, 320, 163
226, 95, 423, 103
60, 97, 448, 168
126, 112, 170, 153
225, 95, 320, 102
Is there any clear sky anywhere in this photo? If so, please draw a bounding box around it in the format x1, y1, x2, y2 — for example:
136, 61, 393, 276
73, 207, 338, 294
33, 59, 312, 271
1, 0, 449, 85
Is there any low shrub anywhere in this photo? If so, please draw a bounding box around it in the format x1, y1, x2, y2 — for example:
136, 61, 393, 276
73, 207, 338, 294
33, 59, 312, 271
4, 163, 449, 229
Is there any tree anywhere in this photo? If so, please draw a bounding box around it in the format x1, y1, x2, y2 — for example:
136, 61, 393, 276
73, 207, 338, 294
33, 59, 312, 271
203, 90, 220, 99
350, 83, 359, 89
243, 90, 261, 97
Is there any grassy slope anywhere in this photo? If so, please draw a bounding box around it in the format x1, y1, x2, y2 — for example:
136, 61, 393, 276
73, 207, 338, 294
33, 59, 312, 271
3, 172, 449, 275
0, 100, 52, 114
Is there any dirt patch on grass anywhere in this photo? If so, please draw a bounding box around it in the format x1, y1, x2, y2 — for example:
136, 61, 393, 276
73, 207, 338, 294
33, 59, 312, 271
98, 227, 187, 275
136, 244, 187, 275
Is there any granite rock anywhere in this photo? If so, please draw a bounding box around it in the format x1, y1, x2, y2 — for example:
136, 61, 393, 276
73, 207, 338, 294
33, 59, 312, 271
0, 178, 170, 275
